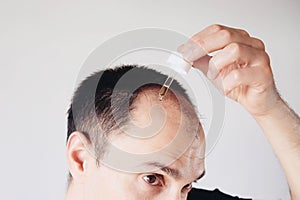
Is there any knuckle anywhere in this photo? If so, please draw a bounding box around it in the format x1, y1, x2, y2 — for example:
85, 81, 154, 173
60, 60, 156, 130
220, 29, 233, 42
261, 51, 270, 64
209, 24, 223, 32
239, 29, 250, 36
256, 38, 265, 50
228, 42, 242, 54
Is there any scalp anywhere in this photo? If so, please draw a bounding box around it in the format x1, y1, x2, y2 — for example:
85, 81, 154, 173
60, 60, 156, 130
130, 85, 200, 131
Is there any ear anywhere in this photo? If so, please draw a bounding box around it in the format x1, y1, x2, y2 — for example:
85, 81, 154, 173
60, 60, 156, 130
66, 131, 93, 183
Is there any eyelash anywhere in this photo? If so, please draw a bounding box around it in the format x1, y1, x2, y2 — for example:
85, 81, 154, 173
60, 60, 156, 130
143, 174, 164, 186
183, 183, 193, 192
142, 174, 193, 192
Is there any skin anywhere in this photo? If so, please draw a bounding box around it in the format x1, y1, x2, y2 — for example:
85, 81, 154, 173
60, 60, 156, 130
178, 24, 300, 199
66, 24, 300, 199
65, 88, 206, 200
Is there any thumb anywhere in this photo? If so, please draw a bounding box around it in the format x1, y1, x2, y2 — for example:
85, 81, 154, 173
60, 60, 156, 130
191, 55, 212, 75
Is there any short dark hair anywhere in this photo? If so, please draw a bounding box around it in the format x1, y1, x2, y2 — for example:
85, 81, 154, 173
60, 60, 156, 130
67, 65, 192, 181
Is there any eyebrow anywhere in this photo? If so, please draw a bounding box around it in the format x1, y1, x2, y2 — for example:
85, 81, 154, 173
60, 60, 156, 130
143, 162, 205, 182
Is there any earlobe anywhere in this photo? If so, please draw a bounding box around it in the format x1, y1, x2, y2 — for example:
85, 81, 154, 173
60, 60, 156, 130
66, 131, 91, 182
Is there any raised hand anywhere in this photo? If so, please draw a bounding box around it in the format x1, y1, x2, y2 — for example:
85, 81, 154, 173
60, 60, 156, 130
178, 24, 281, 117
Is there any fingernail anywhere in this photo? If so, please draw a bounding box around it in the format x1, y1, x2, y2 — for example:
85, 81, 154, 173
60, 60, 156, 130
207, 70, 213, 79
177, 42, 193, 55
207, 60, 218, 80
182, 42, 206, 62
177, 44, 186, 53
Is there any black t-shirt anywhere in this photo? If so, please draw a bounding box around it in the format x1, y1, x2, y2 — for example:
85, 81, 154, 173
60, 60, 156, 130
188, 188, 252, 200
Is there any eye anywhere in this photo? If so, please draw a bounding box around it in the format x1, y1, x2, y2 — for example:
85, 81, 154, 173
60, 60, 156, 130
183, 183, 193, 192
143, 174, 163, 186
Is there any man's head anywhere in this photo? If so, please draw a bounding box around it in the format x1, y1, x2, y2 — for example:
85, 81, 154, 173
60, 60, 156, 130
66, 65, 206, 200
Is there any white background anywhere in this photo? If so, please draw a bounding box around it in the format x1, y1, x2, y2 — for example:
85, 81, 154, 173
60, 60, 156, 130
1, 0, 299, 199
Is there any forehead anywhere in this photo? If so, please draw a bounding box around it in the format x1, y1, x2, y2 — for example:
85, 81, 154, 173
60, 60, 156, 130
108, 128, 205, 181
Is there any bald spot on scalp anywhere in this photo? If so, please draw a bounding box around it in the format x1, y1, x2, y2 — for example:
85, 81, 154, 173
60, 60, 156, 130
130, 85, 200, 128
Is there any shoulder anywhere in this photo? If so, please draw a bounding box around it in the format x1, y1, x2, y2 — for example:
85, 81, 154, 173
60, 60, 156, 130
188, 188, 252, 200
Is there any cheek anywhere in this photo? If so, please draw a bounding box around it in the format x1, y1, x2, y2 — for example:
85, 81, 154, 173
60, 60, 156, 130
113, 175, 163, 199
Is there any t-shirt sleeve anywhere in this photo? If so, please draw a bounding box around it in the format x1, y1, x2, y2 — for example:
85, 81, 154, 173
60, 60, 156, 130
188, 188, 252, 200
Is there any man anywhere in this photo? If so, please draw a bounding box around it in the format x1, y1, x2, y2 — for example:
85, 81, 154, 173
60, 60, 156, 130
65, 25, 300, 199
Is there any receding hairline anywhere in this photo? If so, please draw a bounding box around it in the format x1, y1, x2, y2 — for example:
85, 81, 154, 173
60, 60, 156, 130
131, 84, 199, 119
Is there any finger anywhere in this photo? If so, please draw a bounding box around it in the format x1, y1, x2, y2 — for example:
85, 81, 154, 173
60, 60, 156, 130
208, 43, 270, 80
190, 24, 248, 41
191, 24, 227, 40
178, 25, 265, 62
181, 32, 265, 62
195, 31, 265, 54
192, 55, 212, 74
222, 67, 264, 96
177, 24, 228, 58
